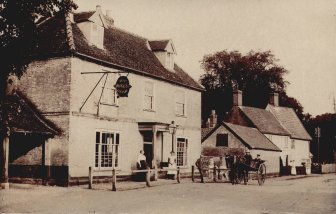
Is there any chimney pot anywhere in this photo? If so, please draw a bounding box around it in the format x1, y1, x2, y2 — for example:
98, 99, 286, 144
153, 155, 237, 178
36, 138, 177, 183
209, 110, 217, 128
96, 5, 102, 11
269, 92, 279, 106
233, 90, 243, 106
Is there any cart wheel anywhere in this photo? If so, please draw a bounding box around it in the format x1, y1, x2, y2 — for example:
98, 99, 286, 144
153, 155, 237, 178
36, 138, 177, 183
257, 163, 266, 186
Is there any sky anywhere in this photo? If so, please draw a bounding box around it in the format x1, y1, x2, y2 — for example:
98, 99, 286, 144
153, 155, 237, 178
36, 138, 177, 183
74, 0, 336, 116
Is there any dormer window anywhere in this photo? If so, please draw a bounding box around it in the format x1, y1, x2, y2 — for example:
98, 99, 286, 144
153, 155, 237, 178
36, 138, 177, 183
91, 23, 104, 49
149, 39, 176, 72
75, 5, 111, 50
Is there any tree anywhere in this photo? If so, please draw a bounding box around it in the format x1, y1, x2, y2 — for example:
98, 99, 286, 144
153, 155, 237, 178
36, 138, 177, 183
304, 113, 336, 163
0, 0, 77, 186
199, 50, 303, 123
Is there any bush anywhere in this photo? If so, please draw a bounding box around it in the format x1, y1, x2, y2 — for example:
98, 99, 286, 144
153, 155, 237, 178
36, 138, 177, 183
202, 146, 244, 157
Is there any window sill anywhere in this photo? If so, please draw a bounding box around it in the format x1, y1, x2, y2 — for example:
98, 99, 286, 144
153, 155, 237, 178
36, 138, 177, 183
100, 103, 119, 108
143, 109, 156, 112
93, 168, 121, 172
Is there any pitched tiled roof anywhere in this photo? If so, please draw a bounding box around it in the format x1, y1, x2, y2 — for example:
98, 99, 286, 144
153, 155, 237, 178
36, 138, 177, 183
201, 127, 215, 141
73, 11, 95, 23
239, 106, 290, 136
31, 12, 203, 92
148, 40, 169, 51
267, 105, 312, 141
223, 123, 281, 151
32, 12, 71, 58
1, 94, 58, 135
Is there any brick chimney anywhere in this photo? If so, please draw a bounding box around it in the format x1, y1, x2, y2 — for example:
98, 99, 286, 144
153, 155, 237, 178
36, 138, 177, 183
209, 110, 217, 128
233, 90, 242, 106
269, 92, 279, 106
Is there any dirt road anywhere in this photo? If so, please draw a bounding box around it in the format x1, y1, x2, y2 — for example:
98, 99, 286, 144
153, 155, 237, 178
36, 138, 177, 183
1, 174, 335, 214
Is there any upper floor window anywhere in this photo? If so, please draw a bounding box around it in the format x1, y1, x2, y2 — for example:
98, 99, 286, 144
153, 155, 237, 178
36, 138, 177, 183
91, 23, 104, 48
175, 91, 186, 116
216, 134, 228, 147
176, 137, 188, 166
284, 137, 289, 148
166, 52, 174, 70
95, 131, 120, 169
291, 139, 295, 149
144, 81, 154, 111
101, 74, 117, 106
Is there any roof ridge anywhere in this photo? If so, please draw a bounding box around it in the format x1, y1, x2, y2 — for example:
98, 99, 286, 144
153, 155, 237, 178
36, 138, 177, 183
65, 13, 76, 52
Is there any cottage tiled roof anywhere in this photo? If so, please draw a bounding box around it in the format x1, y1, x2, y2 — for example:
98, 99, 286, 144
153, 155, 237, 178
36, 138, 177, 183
1, 94, 58, 135
239, 106, 290, 136
201, 127, 216, 141
267, 105, 312, 141
148, 40, 170, 51
32, 12, 203, 92
223, 123, 281, 151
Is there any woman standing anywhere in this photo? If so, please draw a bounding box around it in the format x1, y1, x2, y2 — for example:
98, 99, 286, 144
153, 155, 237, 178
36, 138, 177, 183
167, 151, 177, 179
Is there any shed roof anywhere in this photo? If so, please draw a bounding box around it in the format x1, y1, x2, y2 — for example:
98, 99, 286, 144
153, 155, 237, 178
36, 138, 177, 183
1, 94, 58, 135
267, 105, 312, 141
223, 123, 281, 151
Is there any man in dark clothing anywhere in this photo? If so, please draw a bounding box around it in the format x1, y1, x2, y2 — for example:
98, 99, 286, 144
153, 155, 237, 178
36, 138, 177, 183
244, 151, 253, 166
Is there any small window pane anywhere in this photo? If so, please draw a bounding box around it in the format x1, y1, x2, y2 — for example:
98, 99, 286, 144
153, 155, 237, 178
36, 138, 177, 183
216, 134, 228, 147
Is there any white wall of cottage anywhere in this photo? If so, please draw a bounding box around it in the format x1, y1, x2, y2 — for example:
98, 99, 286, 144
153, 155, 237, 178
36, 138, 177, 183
68, 57, 201, 177
292, 139, 311, 174
264, 134, 291, 164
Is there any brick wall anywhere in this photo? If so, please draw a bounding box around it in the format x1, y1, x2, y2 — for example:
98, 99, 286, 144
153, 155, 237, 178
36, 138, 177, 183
18, 57, 72, 166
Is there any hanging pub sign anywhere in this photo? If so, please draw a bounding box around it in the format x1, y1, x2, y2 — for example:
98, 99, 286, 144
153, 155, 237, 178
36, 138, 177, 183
114, 75, 132, 98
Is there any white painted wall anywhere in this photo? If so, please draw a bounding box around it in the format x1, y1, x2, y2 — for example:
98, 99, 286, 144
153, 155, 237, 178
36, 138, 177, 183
292, 139, 311, 174
68, 57, 201, 177
264, 134, 291, 165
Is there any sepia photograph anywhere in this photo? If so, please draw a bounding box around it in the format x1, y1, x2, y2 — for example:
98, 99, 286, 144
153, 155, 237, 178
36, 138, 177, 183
0, 0, 335, 213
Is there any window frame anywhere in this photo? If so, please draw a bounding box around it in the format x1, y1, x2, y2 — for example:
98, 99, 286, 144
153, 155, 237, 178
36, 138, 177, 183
100, 72, 118, 107
90, 22, 104, 48
95, 130, 121, 170
176, 137, 188, 167
216, 133, 228, 147
175, 90, 186, 117
144, 81, 155, 111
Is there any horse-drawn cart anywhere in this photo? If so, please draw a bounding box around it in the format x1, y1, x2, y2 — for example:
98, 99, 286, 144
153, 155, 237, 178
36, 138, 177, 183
229, 157, 266, 186
195, 152, 266, 186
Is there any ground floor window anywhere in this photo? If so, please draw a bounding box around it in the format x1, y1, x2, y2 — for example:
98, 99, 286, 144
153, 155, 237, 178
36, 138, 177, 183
95, 131, 120, 168
176, 137, 188, 166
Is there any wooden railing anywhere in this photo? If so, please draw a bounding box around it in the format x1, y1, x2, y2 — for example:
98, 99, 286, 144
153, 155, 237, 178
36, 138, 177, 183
88, 166, 182, 191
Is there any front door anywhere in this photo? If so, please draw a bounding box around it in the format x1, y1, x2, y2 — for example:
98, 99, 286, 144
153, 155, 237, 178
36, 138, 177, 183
143, 143, 152, 168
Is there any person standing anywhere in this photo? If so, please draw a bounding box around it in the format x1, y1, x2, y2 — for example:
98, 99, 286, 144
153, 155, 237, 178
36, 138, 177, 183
137, 150, 147, 170
167, 151, 177, 179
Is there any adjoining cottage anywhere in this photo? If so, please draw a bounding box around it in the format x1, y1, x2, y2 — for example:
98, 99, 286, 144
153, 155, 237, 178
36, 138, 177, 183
2, 6, 203, 186
202, 90, 312, 176
227, 90, 312, 175
202, 122, 281, 175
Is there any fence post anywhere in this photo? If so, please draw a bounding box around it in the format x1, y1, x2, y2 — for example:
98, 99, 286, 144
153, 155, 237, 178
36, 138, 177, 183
213, 166, 217, 182
191, 165, 195, 182
146, 167, 151, 187
154, 165, 158, 181
112, 168, 116, 191
177, 167, 181, 183
88, 166, 93, 189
